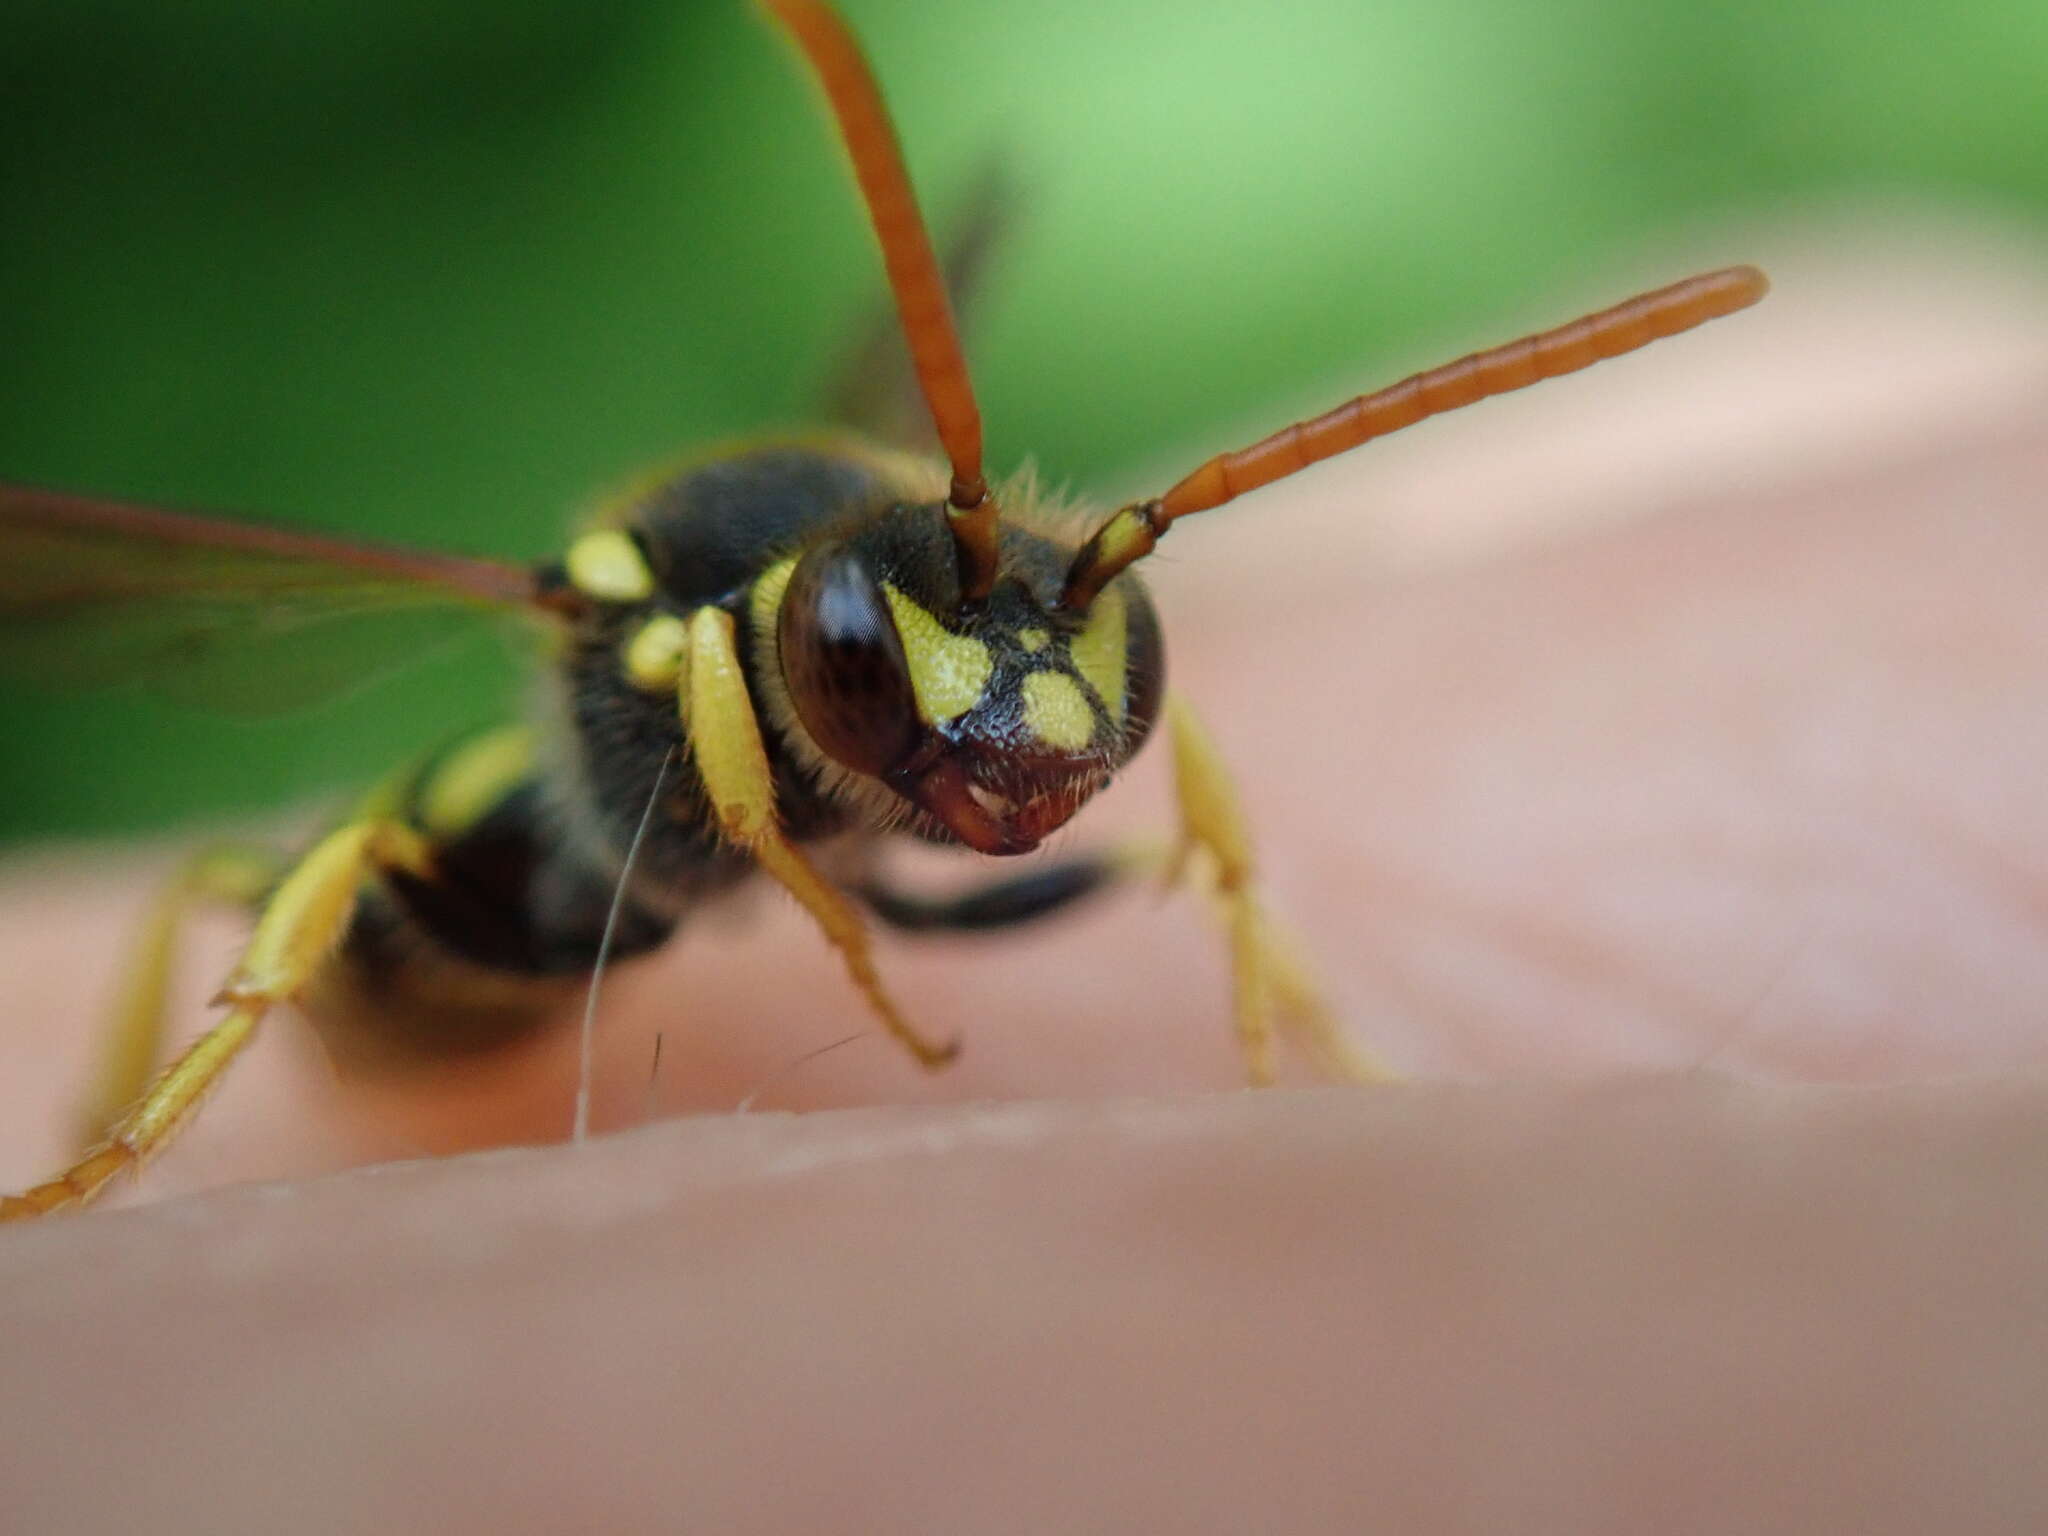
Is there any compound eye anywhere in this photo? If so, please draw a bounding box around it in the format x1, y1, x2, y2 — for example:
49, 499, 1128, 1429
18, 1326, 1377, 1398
777, 541, 923, 778
1117, 582, 1167, 758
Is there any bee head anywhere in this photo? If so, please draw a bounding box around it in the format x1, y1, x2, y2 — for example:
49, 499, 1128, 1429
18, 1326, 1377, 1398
764, 505, 1163, 855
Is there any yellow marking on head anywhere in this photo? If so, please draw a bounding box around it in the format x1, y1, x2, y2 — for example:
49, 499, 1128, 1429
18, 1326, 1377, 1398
624, 613, 690, 692
883, 585, 993, 724
1022, 672, 1097, 752
417, 725, 536, 837
565, 529, 654, 602
1069, 585, 1128, 723
749, 556, 799, 640
1017, 628, 1049, 653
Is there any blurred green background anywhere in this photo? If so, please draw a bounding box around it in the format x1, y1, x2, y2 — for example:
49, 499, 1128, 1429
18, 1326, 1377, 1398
2, 0, 2043, 840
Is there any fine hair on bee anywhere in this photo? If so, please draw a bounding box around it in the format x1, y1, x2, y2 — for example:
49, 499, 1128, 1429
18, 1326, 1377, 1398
0, 0, 1768, 1218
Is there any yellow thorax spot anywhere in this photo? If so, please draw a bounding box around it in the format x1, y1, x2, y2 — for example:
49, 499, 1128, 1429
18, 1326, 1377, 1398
883, 585, 993, 723
1069, 586, 1128, 723
1017, 627, 1049, 653
624, 613, 690, 691
417, 724, 536, 837
565, 529, 654, 602
1022, 672, 1096, 752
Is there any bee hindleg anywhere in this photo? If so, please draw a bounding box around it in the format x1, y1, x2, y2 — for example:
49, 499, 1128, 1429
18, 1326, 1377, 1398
1, 821, 432, 1221
682, 606, 958, 1070
72, 843, 283, 1156
1164, 693, 1392, 1086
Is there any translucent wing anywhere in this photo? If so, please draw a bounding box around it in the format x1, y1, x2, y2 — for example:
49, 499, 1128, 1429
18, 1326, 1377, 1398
821, 154, 1017, 454
0, 484, 559, 716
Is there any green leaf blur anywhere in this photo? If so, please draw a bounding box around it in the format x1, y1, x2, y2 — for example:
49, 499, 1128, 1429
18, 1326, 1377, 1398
3, 0, 2043, 837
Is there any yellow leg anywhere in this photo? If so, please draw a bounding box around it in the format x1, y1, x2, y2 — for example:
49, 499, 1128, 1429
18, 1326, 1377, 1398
1, 821, 431, 1221
683, 606, 957, 1069
73, 844, 281, 1155
1165, 693, 1392, 1085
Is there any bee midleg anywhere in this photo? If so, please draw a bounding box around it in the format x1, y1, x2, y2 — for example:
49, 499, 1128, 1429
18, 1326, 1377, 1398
852, 844, 1158, 934
70, 842, 285, 1156
1164, 693, 1392, 1086
0, 822, 431, 1221
682, 605, 957, 1069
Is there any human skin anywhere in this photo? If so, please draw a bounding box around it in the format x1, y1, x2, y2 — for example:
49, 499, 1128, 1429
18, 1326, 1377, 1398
3, 233, 2047, 1531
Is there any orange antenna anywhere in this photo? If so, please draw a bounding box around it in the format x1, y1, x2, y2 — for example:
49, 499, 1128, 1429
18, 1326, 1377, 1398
1061, 265, 1770, 609
760, 0, 1002, 602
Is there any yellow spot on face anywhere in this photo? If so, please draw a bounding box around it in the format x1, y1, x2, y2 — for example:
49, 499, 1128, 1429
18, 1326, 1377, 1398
417, 724, 535, 837
565, 529, 654, 602
883, 585, 993, 724
1069, 586, 1128, 723
749, 556, 799, 641
624, 614, 689, 692
1022, 672, 1097, 752
1017, 628, 1049, 653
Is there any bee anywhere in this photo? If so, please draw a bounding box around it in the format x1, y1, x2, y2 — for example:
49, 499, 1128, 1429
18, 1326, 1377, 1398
0, 0, 1766, 1217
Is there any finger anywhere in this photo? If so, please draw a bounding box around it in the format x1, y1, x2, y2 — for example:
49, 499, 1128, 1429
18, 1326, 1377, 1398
5, 1076, 2046, 1531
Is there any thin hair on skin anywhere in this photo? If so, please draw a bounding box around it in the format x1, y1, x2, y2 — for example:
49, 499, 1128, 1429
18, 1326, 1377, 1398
1681, 922, 1819, 1079
735, 1031, 869, 1114
574, 746, 675, 1144
645, 1031, 664, 1124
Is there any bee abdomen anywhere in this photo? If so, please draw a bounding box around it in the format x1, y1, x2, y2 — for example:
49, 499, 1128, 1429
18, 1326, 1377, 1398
307, 726, 703, 1068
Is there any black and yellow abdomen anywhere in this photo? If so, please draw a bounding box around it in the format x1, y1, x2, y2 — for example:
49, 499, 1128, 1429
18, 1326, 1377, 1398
304, 723, 684, 1065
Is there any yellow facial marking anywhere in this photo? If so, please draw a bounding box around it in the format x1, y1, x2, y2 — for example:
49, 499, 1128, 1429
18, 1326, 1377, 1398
1017, 628, 1049, 653
417, 724, 535, 837
624, 614, 689, 692
565, 529, 655, 602
883, 585, 993, 724
1022, 671, 1097, 752
750, 555, 799, 640
1069, 586, 1128, 723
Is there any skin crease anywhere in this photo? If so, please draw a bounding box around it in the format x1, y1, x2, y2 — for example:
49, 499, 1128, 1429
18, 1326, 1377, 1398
3, 225, 2048, 1531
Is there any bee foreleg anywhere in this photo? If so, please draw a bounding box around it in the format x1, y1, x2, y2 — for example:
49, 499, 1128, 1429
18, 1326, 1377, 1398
1164, 693, 1392, 1086
1, 821, 432, 1220
682, 606, 959, 1070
